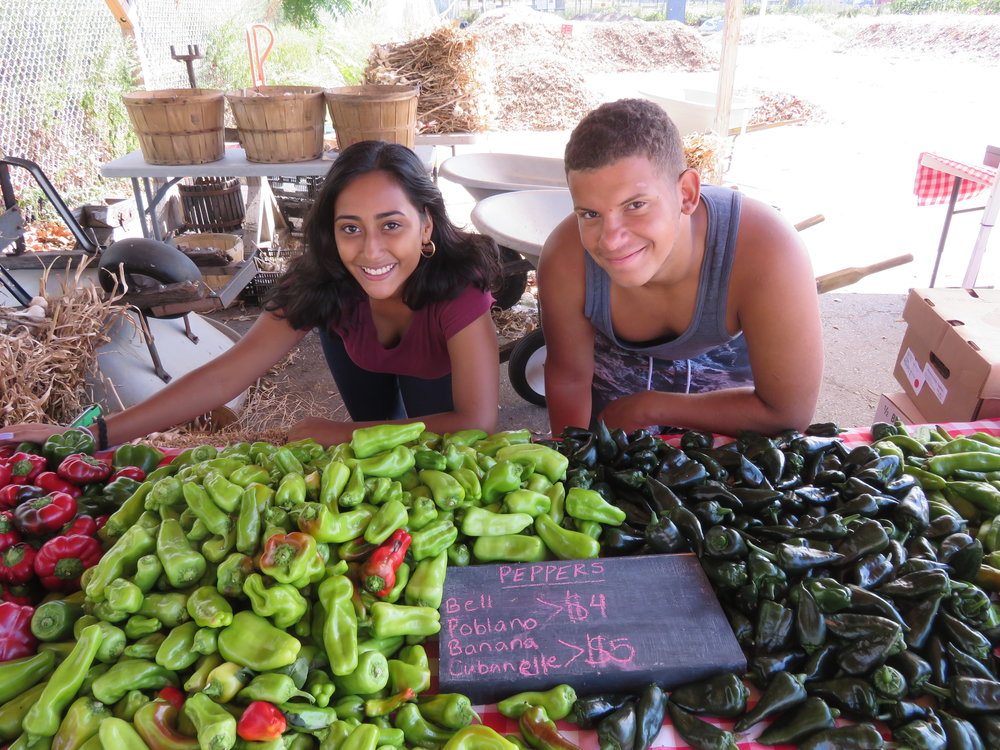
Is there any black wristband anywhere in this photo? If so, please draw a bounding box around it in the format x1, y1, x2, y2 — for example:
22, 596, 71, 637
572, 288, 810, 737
93, 416, 108, 452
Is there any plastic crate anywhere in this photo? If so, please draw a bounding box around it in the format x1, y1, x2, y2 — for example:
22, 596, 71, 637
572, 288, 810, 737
240, 271, 282, 306
267, 175, 324, 234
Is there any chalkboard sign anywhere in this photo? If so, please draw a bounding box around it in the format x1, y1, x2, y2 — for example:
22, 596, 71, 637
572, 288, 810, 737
438, 553, 746, 704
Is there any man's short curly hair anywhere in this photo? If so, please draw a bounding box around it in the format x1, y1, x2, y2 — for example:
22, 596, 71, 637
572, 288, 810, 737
564, 99, 686, 179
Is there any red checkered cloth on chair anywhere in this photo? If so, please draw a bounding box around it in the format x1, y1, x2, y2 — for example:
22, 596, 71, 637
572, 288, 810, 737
914, 152, 997, 207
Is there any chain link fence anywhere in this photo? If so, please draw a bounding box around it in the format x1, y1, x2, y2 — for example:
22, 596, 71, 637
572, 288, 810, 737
0, 0, 264, 207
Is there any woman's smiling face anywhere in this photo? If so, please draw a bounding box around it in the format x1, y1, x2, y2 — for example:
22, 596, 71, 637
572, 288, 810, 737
333, 169, 432, 300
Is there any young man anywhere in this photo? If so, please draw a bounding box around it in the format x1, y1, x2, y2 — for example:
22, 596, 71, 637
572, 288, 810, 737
538, 98, 823, 437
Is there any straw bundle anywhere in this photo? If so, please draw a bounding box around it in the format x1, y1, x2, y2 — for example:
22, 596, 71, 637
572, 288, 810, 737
683, 131, 726, 186
367, 24, 495, 134
0, 260, 125, 425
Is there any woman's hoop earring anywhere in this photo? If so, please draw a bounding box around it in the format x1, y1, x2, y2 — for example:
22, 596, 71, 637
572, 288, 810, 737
420, 240, 436, 259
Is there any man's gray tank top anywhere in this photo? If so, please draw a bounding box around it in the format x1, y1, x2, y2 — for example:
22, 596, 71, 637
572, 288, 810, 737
583, 184, 743, 359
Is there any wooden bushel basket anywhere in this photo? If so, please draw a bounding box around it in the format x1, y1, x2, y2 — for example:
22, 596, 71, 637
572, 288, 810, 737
123, 89, 226, 165
324, 85, 418, 149
226, 86, 327, 163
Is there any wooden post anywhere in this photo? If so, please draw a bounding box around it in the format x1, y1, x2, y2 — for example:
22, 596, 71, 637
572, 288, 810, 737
104, 0, 149, 88
713, 0, 742, 135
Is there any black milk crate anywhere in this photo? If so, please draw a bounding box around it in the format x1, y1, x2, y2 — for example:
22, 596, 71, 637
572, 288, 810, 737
240, 271, 282, 306
267, 175, 324, 235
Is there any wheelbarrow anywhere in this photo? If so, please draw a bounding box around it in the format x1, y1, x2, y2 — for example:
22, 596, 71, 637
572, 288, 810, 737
0, 155, 246, 419
470, 187, 913, 406
439, 153, 568, 310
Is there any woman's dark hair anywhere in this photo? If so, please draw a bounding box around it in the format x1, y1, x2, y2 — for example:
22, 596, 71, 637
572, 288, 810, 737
565, 98, 686, 180
265, 140, 500, 330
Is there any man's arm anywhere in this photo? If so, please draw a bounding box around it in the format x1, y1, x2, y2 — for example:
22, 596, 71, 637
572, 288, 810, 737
538, 214, 597, 436
599, 198, 824, 435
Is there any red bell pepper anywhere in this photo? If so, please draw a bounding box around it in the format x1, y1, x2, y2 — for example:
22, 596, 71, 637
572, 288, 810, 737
13, 492, 77, 536
0, 485, 44, 511
0, 461, 11, 489
56, 454, 111, 485
33, 534, 102, 591
361, 528, 411, 596
34, 471, 82, 499
7, 453, 46, 485
0, 446, 13, 461
94, 515, 109, 531
237, 701, 286, 741
1, 583, 35, 606
109, 466, 146, 483
157, 686, 186, 711
0, 543, 37, 585
0, 512, 19, 552
62, 515, 97, 537
0, 601, 37, 660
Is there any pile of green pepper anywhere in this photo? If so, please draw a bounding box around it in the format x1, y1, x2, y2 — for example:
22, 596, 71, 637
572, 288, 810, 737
0, 422, 654, 750
551, 421, 1000, 749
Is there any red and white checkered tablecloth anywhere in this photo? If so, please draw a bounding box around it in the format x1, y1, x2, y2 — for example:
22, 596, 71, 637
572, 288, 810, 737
913, 152, 997, 207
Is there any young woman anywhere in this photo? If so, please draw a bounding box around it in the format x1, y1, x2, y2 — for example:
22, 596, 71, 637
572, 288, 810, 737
538, 99, 823, 437
3, 140, 502, 449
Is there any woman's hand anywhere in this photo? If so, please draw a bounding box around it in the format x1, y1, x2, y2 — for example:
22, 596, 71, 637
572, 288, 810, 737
286, 417, 355, 448
0, 423, 71, 447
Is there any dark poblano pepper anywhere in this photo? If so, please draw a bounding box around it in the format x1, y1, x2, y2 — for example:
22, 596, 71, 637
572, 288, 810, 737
807, 677, 880, 719
666, 701, 738, 750
632, 683, 667, 750
937, 710, 987, 750
569, 694, 632, 730
596, 702, 635, 750
798, 723, 886, 750
755, 599, 794, 656
755, 697, 840, 746
667, 672, 748, 719
733, 671, 807, 732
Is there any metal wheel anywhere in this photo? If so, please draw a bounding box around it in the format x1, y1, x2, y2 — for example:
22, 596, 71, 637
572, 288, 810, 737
98, 237, 203, 319
494, 245, 529, 310
508, 328, 546, 407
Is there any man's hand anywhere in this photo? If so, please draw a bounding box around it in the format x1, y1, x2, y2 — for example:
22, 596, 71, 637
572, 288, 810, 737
598, 391, 663, 433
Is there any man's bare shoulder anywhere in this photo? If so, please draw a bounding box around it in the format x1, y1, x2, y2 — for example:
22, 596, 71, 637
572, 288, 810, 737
540, 213, 583, 262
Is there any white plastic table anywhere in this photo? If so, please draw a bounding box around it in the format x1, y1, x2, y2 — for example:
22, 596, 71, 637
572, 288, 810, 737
101, 146, 435, 241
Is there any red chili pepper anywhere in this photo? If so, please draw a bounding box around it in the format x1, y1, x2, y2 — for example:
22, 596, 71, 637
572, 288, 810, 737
0, 601, 37, 661
0, 462, 11, 488
7, 453, 46, 485
0, 543, 37, 585
56, 454, 111, 485
0, 512, 20, 552
109, 466, 146, 483
1, 583, 35, 606
237, 701, 286, 741
62, 515, 97, 537
157, 686, 186, 711
361, 528, 411, 596
0, 485, 44, 511
34, 471, 83, 499
13, 492, 77, 536
33, 534, 102, 591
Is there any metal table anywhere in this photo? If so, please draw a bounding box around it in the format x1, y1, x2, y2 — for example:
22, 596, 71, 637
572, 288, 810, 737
101, 145, 436, 242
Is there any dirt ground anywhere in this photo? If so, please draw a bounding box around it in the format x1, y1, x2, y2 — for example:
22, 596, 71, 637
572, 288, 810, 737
207, 11, 998, 438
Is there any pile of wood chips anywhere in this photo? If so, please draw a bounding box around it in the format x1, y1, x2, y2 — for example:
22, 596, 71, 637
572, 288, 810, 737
365, 7, 718, 134
748, 91, 825, 128
0, 260, 124, 425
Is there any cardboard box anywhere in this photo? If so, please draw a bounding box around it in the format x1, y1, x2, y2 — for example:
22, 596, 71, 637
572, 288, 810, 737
892, 288, 1000, 422
874, 391, 929, 426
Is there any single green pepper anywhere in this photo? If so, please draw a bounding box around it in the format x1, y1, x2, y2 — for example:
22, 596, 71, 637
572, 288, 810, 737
218, 611, 301, 671
0, 651, 56, 705
371, 602, 440, 638
298, 502, 374, 544
86, 524, 155, 602
333, 649, 389, 696
405, 550, 448, 608
395, 702, 455, 747
31, 600, 83, 643
186, 585, 234, 628
733, 671, 807, 732
0, 682, 46, 741
483, 460, 524, 504
154, 621, 202, 671
317, 574, 359, 676
351, 422, 425, 459
22, 625, 101, 737
408, 516, 458, 561
203, 470, 243, 513
237, 673, 313, 705
666, 701, 737, 750
358, 445, 415, 479
229, 463, 271, 488
497, 684, 577, 720
535, 512, 600, 560
181, 481, 231, 536
243, 573, 308, 628
496, 443, 568, 483
183, 692, 237, 750
443, 725, 518, 750
416, 693, 477, 729
387, 644, 431, 695
364, 499, 409, 545
156, 517, 207, 588
472, 534, 547, 563
418, 469, 466, 510
503, 489, 552, 518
